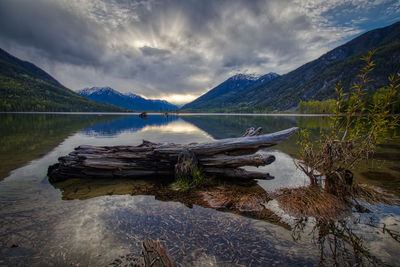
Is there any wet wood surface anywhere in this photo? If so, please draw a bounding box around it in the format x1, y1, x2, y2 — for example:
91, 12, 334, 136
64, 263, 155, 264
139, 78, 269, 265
142, 239, 174, 267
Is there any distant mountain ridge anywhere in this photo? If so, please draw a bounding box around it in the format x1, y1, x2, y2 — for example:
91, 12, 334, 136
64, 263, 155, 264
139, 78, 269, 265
182, 21, 400, 112
181, 72, 279, 111
0, 48, 126, 112
78, 87, 179, 111
0, 48, 61, 86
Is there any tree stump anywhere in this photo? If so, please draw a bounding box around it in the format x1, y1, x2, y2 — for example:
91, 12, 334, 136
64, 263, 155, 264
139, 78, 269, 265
174, 149, 198, 182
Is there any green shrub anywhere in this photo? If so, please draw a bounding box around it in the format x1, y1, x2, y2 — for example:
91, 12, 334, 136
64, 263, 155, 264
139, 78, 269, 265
297, 50, 399, 198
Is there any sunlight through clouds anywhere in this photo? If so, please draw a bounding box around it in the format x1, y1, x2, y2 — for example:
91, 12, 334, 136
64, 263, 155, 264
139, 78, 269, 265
0, 0, 398, 104
161, 94, 199, 105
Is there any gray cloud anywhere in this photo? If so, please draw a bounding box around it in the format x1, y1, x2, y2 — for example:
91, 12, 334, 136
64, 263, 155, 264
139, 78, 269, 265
139, 46, 171, 57
0, 0, 107, 66
0, 0, 399, 104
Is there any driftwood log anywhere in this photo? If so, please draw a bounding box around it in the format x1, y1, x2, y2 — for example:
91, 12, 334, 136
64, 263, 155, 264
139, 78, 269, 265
48, 127, 298, 182
142, 239, 174, 267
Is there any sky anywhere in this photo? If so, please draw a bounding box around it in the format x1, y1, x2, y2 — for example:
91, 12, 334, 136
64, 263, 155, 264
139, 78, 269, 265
0, 0, 399, 105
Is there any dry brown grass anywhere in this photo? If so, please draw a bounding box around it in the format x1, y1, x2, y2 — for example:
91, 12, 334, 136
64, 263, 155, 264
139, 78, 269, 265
351, 184, 397, 205
276, 186, 351, 220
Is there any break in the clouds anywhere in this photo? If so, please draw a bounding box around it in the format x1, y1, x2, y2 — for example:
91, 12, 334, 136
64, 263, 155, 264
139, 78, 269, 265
0, 0, 399, 104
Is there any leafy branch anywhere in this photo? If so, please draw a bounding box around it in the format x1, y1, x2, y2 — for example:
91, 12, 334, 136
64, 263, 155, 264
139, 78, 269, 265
297, 50, 399, 198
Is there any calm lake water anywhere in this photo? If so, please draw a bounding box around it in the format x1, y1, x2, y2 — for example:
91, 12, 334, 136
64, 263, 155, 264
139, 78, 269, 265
0, 113, 399, 266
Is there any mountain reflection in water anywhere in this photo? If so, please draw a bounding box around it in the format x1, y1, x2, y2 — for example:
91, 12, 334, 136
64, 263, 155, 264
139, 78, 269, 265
80, 114, 180, 136
0, 113, 399, 267
0, 113, 123, 180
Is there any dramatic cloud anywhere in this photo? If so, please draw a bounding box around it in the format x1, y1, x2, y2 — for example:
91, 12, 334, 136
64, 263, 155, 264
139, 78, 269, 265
0, 0, 399, 104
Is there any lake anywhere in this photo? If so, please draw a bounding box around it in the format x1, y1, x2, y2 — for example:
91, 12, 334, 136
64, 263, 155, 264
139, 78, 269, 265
0, 113, 399, 266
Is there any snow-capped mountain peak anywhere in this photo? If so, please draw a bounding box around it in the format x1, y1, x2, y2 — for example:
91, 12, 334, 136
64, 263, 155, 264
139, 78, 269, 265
77, 87, 178, 111
126, 92, 143, 99
78, 87, 123, 96
228, 73, 261, 81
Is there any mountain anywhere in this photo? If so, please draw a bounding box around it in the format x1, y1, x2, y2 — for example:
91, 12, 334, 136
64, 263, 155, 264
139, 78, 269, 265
183, 21, 400, 112
181, 73, 279, 111
78, 87, 179, 111
0, 48, 126, 112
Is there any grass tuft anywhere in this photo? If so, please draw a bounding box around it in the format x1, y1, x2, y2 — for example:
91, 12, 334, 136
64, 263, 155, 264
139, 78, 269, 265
351, 184, 396, 205
171, 167, 214, 192
276, 186, 351, 220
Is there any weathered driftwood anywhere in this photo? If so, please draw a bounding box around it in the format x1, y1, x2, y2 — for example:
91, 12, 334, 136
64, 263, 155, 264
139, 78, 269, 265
142, 239, 174, 267
48, 127, 298, 182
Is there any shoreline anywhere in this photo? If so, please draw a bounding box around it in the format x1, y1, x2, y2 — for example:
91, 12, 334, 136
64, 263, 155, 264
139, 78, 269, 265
0, 111, 335, 116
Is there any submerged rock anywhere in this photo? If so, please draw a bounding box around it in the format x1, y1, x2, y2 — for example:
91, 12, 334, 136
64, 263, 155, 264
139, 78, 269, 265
199, 192, 233, 209
199, 186, 269, 212
237, 195, 265, 212
6, 240, 19, 248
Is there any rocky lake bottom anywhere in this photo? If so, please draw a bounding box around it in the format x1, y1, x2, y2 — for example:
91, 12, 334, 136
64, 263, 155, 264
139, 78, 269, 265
0, 113, 399, 266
